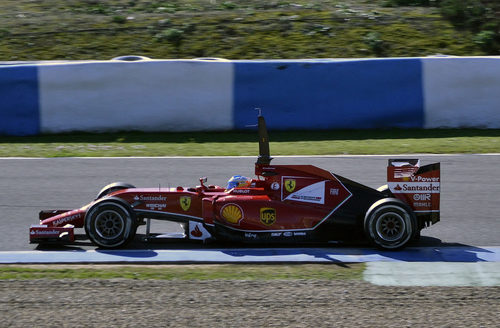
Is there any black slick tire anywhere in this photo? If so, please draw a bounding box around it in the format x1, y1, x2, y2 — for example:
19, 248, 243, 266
84, 199, 136, 248
364, 198, 417, 250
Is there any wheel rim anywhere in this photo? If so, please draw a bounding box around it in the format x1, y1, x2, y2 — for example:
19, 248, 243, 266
375, 212, 405, 242
94, 210, 125, 240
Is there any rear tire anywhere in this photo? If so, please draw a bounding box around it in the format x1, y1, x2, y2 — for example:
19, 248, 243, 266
364, 198, 416, 250
85, 200, 136, 248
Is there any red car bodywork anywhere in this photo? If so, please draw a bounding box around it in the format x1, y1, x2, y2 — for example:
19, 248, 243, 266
30, 117, 440, 250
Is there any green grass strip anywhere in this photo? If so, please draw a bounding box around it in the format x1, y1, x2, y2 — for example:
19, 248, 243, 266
1, 129, 500, 157
0, 0, 490, 60
0, 264, 364, 280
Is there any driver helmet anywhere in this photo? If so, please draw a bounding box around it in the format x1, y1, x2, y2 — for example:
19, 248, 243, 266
226, 175, 251, 190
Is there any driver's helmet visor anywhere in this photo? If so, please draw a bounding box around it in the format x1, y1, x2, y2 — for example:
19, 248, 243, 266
227, 175, 251, 190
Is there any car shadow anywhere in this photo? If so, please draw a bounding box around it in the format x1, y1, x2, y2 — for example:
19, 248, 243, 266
33, 235, 496, 263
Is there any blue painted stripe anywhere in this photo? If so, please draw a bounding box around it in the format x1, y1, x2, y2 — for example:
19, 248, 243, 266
0, 65, 40, 135
1, 246, 498, 264
233, 59, 424, 130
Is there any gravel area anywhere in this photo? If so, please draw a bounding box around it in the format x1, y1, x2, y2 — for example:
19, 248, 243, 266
0, 279, 498, 327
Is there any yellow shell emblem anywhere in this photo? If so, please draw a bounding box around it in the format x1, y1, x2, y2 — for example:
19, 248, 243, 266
221, 204, 243, 224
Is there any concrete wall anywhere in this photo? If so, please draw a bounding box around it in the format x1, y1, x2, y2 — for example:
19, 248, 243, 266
1, 56, 499, 135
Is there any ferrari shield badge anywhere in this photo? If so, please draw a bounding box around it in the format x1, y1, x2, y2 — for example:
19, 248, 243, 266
180, 196, 191, 211
284, 179, 296, 193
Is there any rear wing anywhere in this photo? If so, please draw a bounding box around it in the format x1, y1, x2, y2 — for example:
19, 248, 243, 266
387, 159, 440, 228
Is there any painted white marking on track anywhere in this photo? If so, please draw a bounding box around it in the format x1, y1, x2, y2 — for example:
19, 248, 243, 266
364, 262, 500, 286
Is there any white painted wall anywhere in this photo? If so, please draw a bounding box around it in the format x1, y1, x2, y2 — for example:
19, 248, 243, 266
38, 60, 234, 133
423, 56, 500, 128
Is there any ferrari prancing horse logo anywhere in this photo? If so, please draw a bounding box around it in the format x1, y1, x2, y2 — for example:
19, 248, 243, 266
284, 179, 296, 193
180, 196, 191, 211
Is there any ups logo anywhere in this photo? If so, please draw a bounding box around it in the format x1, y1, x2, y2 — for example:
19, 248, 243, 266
260, 208, 276, 226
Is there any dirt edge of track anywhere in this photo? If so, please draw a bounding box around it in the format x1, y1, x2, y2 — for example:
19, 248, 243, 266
1, 278, 498, 327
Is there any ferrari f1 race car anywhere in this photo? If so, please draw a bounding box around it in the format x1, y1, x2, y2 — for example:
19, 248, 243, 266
30, 115, 440, 250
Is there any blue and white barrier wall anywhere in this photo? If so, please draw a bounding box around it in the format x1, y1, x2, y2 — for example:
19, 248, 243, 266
1, 57, 499, 135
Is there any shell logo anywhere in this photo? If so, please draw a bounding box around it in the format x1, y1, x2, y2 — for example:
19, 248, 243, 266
221, 204, 243, 224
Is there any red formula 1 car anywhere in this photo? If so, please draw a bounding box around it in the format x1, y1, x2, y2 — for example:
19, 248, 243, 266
30, 116, 440, 250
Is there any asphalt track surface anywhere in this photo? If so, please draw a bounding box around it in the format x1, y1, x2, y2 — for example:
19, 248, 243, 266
1, 155, 498, 251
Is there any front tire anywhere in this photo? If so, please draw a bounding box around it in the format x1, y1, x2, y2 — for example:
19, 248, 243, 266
85, 200, 136, 248
96, 182, 135, 200
364, 198, 416, 250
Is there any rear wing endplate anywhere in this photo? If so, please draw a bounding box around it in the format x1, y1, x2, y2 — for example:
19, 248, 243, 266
387, 159, 440, 227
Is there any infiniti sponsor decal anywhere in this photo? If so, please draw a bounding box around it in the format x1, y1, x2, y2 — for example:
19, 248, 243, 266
244, 232, 257, 239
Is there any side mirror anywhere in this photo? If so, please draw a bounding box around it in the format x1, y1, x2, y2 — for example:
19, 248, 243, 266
199, 177, 208, 190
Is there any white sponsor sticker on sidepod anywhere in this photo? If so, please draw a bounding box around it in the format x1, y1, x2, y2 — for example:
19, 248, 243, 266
388, 182, 440, 193
285, 181, 325, 204
188, 221, 211, 241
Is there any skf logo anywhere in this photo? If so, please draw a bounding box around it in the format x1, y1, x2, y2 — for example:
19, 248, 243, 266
260, 208, 276, 226
180, 196, 191, 211
284, 179, 296, 193
221, 204, 243, 224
